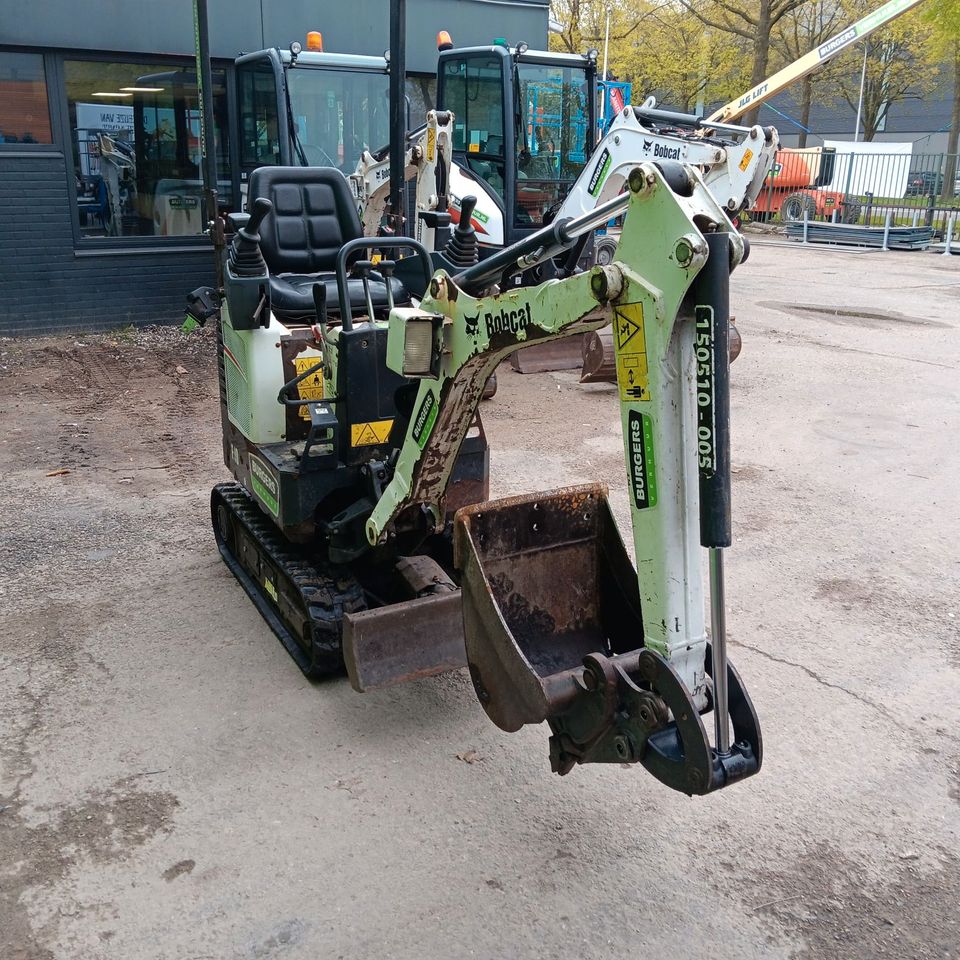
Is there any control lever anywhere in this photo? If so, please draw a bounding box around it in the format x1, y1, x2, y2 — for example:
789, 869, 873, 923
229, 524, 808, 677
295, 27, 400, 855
228, 197, 273, 278
245, 197, 273, 235
351, 260, 377, 321
444, 196, 480, 268
377, 260, 397, 312
311, 282, 328, 328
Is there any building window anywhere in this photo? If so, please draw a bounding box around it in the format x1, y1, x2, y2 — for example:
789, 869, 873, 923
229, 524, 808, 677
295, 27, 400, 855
0, 51, 52, 144
64, 60, 229, 239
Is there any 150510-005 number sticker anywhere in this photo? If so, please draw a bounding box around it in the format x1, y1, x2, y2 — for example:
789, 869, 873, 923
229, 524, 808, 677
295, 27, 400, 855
695, 305, 716, 477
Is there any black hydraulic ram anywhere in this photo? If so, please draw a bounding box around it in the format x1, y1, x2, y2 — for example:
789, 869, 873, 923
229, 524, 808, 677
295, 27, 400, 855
633, 105, 775, 142
690, 230, 762, 787
453, 192, 630, 295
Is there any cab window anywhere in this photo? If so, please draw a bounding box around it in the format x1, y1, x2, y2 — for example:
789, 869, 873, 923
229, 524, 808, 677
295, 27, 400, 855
514, 62, 589, 226
441, 56, 506, 201
238, 58, 281, 167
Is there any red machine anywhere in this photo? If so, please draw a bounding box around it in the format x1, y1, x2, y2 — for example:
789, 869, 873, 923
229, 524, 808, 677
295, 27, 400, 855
749, 147, 861, 224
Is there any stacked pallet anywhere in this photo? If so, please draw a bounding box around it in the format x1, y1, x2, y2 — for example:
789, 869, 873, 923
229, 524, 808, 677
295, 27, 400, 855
785, 221, 934, 250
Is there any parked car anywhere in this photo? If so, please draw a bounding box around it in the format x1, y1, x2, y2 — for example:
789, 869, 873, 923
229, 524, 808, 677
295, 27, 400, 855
905, 170, 944, 196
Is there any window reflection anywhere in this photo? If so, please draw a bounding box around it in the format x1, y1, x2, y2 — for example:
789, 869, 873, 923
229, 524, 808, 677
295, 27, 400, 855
442, 57, 507, 199
0, 52, 52, 144
65, 60, 229, 238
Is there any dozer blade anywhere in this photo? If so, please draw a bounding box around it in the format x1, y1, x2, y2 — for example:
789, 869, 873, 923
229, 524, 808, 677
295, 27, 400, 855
343, 592, 466, 692
453, 484, 762, 794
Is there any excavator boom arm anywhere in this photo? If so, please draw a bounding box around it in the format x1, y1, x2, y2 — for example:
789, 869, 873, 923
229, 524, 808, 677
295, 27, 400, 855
558, 109, 779, 216
368, 162, 761, 790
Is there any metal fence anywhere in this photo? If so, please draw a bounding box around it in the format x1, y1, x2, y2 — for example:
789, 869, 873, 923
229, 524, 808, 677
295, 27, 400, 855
748, 148, 960, 236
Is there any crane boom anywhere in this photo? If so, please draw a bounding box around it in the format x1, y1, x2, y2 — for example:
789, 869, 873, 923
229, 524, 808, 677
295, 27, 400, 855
706, 0, 926, 125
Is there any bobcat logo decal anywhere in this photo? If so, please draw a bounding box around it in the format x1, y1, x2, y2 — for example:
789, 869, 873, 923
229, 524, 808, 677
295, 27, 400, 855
463, 312, 480, 336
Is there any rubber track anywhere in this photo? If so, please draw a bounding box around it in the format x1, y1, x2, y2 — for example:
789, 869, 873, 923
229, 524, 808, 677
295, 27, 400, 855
211, 482, 366, 678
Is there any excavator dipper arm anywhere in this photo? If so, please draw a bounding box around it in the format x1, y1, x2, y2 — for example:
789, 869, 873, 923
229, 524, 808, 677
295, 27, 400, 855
365, 162, 761, 792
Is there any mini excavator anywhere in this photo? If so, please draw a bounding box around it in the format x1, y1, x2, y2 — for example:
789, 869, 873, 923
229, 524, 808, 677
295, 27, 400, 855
202, 158, 761, 795
188, 0, 762, 796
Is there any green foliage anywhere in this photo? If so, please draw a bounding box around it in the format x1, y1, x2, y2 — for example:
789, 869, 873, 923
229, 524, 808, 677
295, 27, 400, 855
549, 0, 952, 137
924, 0, 960, 47
548, 0, 749, 110
833, 3, 940, 141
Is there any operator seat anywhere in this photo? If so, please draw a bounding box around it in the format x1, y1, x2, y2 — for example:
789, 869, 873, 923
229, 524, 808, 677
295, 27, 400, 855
247, 166, 407, 319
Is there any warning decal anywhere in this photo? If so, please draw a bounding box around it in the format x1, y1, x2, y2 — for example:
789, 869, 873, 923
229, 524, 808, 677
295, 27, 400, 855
614, 303, 650, 402
738, 148, 754, 172
351, 419, 394, 447
295, 355, 324, 419
614, 304, 642, 351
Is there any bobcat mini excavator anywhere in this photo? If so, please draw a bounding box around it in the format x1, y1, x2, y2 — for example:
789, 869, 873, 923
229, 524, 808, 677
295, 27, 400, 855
191, 0, 761, 795
207, 158, 761, 794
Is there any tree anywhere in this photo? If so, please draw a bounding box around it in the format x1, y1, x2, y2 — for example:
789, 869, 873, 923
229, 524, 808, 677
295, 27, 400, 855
549, 0, 658, 59
676, 0, 809, 125
772, 0, 849, 146
835, 10, 939, 142
621, 5, 749, 111
925, 0, 960, 198
549, 0, 748, 111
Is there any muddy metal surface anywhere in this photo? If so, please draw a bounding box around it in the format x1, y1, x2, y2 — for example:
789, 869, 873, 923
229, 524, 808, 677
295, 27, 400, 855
1, 244, 959, 959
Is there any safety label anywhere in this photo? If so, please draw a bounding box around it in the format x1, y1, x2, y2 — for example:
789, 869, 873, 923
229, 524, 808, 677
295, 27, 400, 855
614, 302, 650, 402
351, 419, 394, 447
738, 148, 754, 172
295, 355, 324, 419
426, 125, 436, 162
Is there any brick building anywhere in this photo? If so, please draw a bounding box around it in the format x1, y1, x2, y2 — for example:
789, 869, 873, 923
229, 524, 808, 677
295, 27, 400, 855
0, 0, 549, 335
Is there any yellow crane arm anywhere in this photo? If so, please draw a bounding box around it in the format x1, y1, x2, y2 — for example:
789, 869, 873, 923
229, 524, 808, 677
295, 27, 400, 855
706, 0, 926, 125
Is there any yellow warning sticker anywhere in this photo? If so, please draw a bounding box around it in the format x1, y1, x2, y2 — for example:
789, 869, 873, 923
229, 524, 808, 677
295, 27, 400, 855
351, 419, 394, 447
739, 148, 754, 172
614, 303, 650, 402
295, 355, 324, 419
426, 125, 436, 163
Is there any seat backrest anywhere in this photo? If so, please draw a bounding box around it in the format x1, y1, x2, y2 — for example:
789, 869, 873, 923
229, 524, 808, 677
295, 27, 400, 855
247, 166, 362, 275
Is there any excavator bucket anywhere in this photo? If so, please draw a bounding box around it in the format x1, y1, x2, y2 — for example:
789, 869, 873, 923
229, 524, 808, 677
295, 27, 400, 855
453, 484, 644, 733
454, 484, 763, 792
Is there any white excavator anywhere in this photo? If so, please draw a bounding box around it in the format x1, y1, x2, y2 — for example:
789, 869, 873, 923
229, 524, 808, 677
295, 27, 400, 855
351, 0, 927, 264
226, 30, 777, 267
188, 0, 926, 271
349, 37, 777, 269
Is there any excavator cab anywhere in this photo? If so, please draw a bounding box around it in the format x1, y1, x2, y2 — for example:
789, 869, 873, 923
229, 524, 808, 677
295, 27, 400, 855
437, 43, 597, 250
234, 46, 391, 198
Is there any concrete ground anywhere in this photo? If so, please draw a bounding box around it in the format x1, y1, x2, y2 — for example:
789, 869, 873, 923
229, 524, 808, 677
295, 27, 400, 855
1, 242, 958, 960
